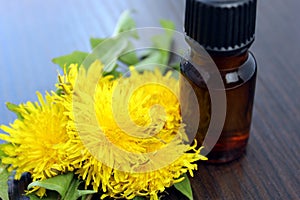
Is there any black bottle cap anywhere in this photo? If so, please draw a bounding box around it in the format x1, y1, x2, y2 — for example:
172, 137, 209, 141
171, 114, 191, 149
184, 0, 257, 54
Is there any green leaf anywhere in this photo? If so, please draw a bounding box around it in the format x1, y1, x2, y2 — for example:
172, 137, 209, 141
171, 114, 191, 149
27, 191, 60, 200
103, 68, 122, 78
27, 173, 96, 200
0, 164, 10, 200
152, 20, 175, 51
64, 178, 95, 200
118, 42, 139, 65
89, 36, 128, 73
28, 172, 74, 198
135, 20, 175, 72
113, 10, 138, 38
169, 62, 180, 71
88, 34, 141, 74
150, 20, 175, 66
159, 19, 176, 33
6, 102, 24, 120
27, 194, 41, 200
135, 50, 165, 70
52, 51, 89, 70
90, 38, 106, 49
174, 174, 193, 200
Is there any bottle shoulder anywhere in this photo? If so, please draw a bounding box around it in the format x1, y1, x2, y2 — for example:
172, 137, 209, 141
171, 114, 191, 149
180, 52, 257, 90
221, 52, 257, 89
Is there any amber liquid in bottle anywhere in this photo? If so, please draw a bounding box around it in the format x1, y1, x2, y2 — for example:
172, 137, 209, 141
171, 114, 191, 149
180, 51, 257, 163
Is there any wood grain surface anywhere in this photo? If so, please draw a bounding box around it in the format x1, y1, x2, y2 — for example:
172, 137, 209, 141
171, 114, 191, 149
0, 0, 299, 199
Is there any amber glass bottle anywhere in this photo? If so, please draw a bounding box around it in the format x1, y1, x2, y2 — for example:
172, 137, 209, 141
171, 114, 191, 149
181, 0, 258, 163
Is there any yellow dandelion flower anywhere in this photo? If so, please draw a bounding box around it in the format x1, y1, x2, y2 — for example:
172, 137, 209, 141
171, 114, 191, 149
58, 61, 206, 199
0, 92, 72, 195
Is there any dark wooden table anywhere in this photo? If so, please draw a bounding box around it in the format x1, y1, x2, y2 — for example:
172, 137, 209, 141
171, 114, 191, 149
0, 0, 299, 199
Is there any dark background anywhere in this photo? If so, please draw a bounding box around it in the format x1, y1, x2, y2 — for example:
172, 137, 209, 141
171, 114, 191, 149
0, 0, 299, 199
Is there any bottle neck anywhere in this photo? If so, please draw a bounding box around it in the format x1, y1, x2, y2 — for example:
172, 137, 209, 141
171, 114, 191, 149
209, 51, 249, 70
186, 36, 249, 71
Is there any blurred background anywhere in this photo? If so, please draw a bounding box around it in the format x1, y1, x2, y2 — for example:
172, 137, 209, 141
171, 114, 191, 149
0, 0, 186, 125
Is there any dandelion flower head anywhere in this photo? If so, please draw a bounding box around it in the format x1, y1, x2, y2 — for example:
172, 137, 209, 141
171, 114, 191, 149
58, 60, 206, 199
0, 92, 72, 195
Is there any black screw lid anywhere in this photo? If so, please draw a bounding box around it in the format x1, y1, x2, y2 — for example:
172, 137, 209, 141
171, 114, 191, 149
185, 0, 257, 54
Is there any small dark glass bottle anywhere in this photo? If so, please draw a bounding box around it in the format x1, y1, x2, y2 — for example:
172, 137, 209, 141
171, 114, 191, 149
181, 0, 258, 163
